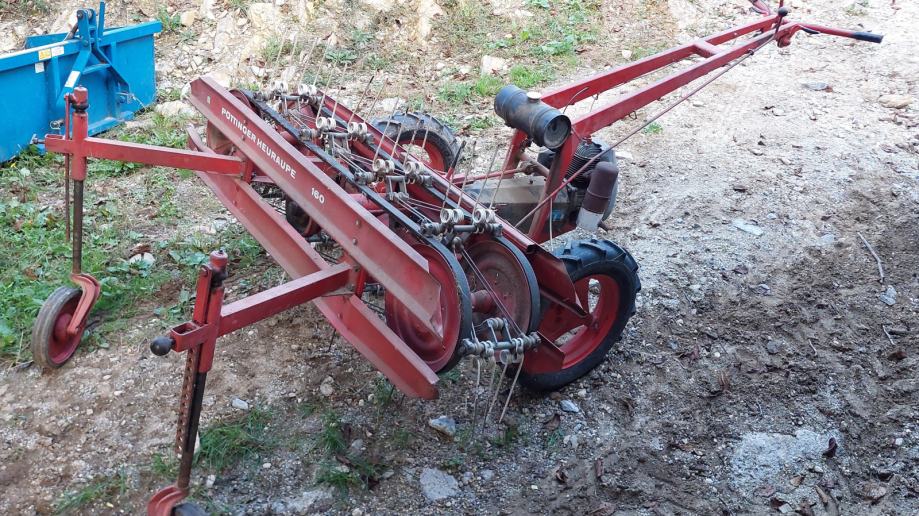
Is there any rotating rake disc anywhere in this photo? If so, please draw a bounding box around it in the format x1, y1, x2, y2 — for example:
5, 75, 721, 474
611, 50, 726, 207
384, 241, 472, 373
461, 236, 540, 335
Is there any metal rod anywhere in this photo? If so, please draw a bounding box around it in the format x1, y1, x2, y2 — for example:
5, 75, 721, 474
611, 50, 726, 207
72, 180, 84, 275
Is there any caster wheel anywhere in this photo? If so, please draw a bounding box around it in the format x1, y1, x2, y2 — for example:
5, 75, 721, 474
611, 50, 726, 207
173, 502, 208, 516
31, 286, 83, 368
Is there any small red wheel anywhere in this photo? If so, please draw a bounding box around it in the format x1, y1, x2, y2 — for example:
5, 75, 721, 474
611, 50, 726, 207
372, 113, 460, 173
520, 239, 640, 391
31, 287, 84, 368
384, 242, 472, 373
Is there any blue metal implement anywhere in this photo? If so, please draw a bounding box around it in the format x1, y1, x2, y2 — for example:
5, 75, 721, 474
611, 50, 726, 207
0, 2, 161, 162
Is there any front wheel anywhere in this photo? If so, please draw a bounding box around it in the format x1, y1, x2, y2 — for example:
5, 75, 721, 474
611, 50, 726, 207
31, 286, 84, 369
519, 239, 640, 391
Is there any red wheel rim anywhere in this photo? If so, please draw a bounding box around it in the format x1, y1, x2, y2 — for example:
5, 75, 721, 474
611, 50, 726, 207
384, 245, 463, 371
538, 274, 621, 368
48, 297, 82, 365
401, 139, 447, 173
463, 239, 535, 332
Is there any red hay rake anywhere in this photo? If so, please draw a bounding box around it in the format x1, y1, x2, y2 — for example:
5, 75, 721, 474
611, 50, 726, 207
29, 3, 880, 513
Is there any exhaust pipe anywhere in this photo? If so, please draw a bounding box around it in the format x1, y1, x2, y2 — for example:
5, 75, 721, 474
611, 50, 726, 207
576, 161, 618, 231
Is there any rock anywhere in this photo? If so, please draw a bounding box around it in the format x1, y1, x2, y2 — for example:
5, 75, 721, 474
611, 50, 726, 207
563, 434, 579, 448
199, 0, 220, 19
894, 437, 904, 447
750, 148, 765, 156
732, 219, 764, 236
361, 0, 397, 11
154, 100, 196, 118
803, 81, 830, 91
615, 150, 634, 161
878, 94, 913, 109
753, 284, 771, 295
859, 481, 888, 502
730, 429, 841, 493
765, 340, 782, 355
262, 462, 272, 469
480, 55, 507, 75
428, 415, 457, 437
461, 471, 474, 484
274, 489, 333, 513
231, 398, 250, 411
818, 233, 836, 245
128, 252, 155, 267
621, 49, 632, 59
248, 3, 282, 31
419, 467, 459, 501
349, 439, 365, 456
180, 10, 197, 27
878, 286, 897, 306
205, 474, 216, 488
480, 469, 495, 481
560, 400, 580, 413
319, 376, 335, 396
416, 0, 444, 42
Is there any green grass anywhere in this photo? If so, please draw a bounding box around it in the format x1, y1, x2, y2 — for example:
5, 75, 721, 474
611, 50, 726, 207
474, 75, 504, 97
438, 82, 475, 105
197, 408, 275, 471
54, 470, 128, 514
372, 377, 396, 407
316, 410, 347, 454
151, 453, 179, 478
642, 121, 663, 135
508, 64, 555, 89
261, 36, 306, 63
228, 0, 250, 9
0, 108, 267, 363
156, 7, 182, 34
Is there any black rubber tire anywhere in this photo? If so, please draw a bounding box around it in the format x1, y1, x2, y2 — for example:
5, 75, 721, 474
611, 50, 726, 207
172, 502, 208, 516
372, 112, 460, 173
518, 239, 640, 392
31, 286, 82, 369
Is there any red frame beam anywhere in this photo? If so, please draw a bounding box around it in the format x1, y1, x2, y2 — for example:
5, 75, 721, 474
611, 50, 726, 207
44, 134, 246, 175
186, 128, 440, 399
188, 77, 444, 338
218, 263, 351, 336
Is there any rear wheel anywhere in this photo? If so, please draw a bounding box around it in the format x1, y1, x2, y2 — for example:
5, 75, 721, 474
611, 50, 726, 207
519, 239, 640, 391
372, 112, 460, 173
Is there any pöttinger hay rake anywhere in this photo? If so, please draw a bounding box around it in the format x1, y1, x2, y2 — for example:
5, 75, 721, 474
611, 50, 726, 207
29, 2, 881, 513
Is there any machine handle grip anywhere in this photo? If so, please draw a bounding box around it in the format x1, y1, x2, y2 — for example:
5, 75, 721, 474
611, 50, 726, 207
852, 31, 883, 43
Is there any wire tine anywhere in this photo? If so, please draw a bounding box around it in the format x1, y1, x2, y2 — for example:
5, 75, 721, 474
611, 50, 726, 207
484, 358, 510, 429
372, 101, 402, 163
479, 145, 503, 210
349, 73, 377, 124
498, 355, 523, 424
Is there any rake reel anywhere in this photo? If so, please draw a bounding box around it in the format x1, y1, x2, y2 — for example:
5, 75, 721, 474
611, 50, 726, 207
29, 2, 882, 512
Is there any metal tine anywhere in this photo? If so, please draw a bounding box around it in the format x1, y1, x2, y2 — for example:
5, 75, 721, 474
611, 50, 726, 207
456, 138, 478, 202
469, 357, 483, 436
371, 100, 403, 164
486, 147, 509, 211
437, 137, 466, 212
483, 357, 511, 430
311, 39, 332, 87
497, 355, 524, 424
348, 73, 377, 125
473, 145, 502, 212
329, 62, 350, 127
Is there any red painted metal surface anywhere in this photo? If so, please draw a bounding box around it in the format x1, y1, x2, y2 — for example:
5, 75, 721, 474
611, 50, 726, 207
187, 77, 444, 338
185, 128, 440, 399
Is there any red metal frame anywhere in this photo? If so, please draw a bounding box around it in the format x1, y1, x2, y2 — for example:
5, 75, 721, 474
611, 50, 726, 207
36, 5, 880, 513
495, 12, 881, 241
